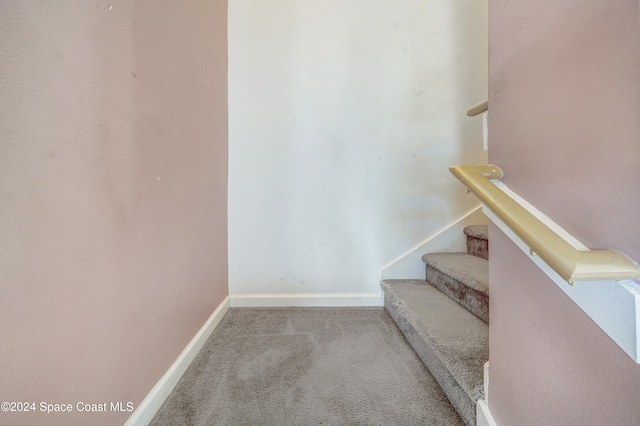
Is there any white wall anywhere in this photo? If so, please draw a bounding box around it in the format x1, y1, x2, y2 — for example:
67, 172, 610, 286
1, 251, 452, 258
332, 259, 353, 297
228, 0, 488, 304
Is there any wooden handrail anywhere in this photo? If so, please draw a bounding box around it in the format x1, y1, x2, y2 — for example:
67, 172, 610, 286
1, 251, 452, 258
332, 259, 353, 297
450, 165, 640, 283
467, 100, 488, 117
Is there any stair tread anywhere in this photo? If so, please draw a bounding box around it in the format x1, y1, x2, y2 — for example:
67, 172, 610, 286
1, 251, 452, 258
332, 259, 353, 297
381, 279, 488, 402
463, 225, 488, 241
422, 253, 488, 295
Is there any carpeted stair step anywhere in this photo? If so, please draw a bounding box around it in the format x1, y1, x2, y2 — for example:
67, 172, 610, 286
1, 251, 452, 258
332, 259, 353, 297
381, 279, 488, 426
422, 253, 489, 324
464, 225, 488, 260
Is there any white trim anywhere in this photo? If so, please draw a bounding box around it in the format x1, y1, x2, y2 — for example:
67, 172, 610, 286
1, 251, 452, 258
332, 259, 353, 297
229, 293, 383, 307
477, 399, 498, 426
482, 112, 488, 151
125, 296, 231, 426
486, 182, 640, 363
483, 361, 490, 404
380, 205, 487, 280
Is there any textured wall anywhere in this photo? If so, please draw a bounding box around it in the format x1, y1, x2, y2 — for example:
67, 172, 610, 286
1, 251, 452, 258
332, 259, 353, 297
489, 0, 640, 261
228, 0, 488, 300
0, 1, 228, 425
488, 0, 640, 424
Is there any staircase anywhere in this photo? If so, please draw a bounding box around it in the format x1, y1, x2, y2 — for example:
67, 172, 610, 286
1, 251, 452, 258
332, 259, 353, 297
381, 225, 489, 426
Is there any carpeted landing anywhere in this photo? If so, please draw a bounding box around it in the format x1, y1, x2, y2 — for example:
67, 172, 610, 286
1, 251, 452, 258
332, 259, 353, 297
151, 307, 464, 425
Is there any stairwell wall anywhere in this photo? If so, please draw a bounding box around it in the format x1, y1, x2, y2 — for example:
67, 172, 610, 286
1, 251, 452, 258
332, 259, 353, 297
0, 2, 228, 425
488, 1, 640, 424
228, 0, 488, 303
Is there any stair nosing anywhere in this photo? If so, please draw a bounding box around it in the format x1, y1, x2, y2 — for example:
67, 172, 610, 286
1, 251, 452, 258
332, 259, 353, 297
381, 279, 488, 403
463, 225, 488, 241
422, 252, 489, 295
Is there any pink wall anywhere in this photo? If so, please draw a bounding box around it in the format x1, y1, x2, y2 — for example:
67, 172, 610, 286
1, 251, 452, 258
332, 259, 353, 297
0, 1, 228, 425
488, 0, 640, 424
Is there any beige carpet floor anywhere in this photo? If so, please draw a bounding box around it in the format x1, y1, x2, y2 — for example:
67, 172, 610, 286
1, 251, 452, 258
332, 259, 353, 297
150, 307, 463, 426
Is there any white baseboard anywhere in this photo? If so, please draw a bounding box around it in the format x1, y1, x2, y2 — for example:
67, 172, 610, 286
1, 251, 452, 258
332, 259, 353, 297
380, 206, 487, 280
125, 296, 230, 426
229, 293, 383, 307
477, 399, 498, 426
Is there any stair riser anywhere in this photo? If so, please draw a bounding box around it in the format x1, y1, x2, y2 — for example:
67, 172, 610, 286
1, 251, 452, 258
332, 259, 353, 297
384, 291, 476, 426
466, 235, 489, 260
426, 266, 489, 324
